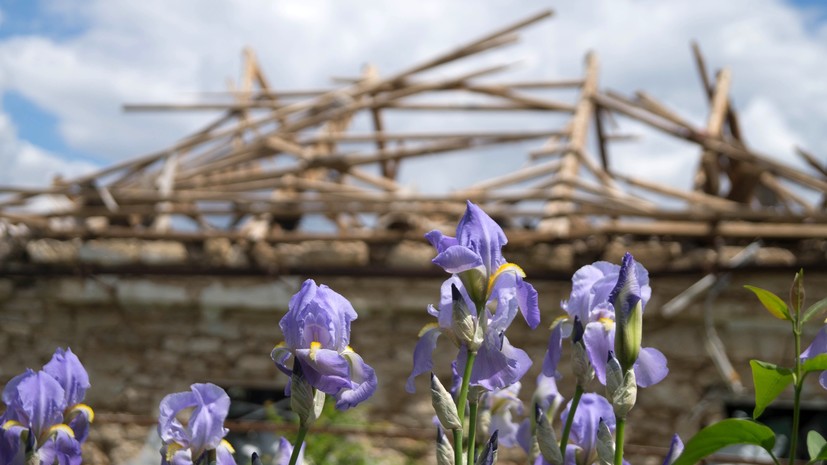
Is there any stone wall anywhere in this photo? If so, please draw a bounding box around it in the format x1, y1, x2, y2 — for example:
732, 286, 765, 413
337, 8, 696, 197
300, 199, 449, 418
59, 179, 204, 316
1, 269, 826, 464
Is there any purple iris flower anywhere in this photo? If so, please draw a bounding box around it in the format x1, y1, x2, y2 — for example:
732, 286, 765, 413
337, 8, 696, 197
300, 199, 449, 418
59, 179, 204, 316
800, 327, 827, 388
662, 434, 684, 465
407, 277, 532, 392
425, 200, 540, 328
158, 383, 236, 465
543, 253, 668, 387
271, 279, 377, 410
0, 348, 92, 465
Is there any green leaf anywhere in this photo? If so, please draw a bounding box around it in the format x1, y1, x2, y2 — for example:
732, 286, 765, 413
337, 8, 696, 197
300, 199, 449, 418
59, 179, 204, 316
807, 430, 827, 463
750, 360, 794, 419
802, 297, 827, 325
745, 285, 791, 321
671, 419, 776, 465
802, 354, 827, 374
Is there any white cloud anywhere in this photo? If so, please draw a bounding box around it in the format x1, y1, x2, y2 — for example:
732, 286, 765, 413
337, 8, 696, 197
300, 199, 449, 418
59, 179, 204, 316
0, 0, 825, 196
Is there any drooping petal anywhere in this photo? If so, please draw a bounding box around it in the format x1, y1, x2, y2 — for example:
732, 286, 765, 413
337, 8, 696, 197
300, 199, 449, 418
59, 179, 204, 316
456, 201, 508, 274
459, 333, 531, 391
633, 347, 669, 387
36, 429, 82, 465
158, 391, 196, 446
801, 327, 827, 359
294, 349, 351, 395
1, 370, 35, 425
432, 245, 483, 274
516, 278, 541, 329
43, 348, 90, 408
66, 404, 94, 443
336, 349, 378, 410
270, 346, 293, 377
516, 418, 532, 455
216, 440, 237, 465
188, 383, 231, 455
560, 393, 614, 459
17, 371, 65, 439
542, 322, 564, 379
0, 423, 26, 465
583, 321, 615, 385
406, 327, 442, 393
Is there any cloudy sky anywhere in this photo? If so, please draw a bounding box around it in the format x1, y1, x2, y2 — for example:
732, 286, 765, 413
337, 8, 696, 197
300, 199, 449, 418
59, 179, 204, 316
0, 0, 826, 196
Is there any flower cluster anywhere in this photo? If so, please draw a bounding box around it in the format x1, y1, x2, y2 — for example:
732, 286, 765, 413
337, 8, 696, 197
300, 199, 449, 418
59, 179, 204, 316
0, 348, 93, 465
408, 201, 540, 393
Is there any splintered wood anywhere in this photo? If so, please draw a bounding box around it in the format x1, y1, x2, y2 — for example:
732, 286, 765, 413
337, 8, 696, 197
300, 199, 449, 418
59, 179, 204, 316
1, 9, 825, 244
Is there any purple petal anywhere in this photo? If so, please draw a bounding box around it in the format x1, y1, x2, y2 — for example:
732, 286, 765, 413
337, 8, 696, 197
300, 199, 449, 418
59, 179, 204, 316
542, 323, 563, 379
274, 437, 302, 465
634, 347, 669, 387
608, 253, 642, 321
0, 423, 26, 465
43, 348, 90, 407
820, 371, 827, 390
517, 279, 540, 329
456, 201, 508, 274
188, 383, 231, 454
459, 333, 531, 391
564, 262, 618, 322
216, 441, 237, 465
67, 406, 93, 443
801, 327, 827, 359
662, 434, 684, 465
437, 276, 476, 328
425, 229, 458, 254
432, 245, 483, 274
270, 347, 293, 378
294, 349, 351, 394
37, 429, 82, 465
560, 393, 614, 456
406, 327, 442, 393
158, 391, 196, 446
516, 418, 532, 455
18, 371, 65, 438
336, 350, 378, 410
583, 321, 614, 385
489, 406, 520, 447
534, 373, 564, 412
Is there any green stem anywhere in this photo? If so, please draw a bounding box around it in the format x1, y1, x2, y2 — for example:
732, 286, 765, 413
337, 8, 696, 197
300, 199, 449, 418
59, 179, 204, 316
288, 424, 309, 465
560, 384, 584, 456
614, 417, 626, 465
454, 349, 477, 465
467, 398, 479, 465
453, 428, 464, 465
770, 451, 784, 465
790, 323, 803, 464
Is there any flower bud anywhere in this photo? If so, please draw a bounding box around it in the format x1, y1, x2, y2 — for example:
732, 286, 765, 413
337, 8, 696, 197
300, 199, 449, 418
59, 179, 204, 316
605, 352, 624, 400
450, 284, 481, 350
436, 426, 455, 465
596, 418, 614, 465
571, 317, 594, 387
459, 267, 487, 308
290, 363, 325, 427
252, 452, 264, 465
535, 405, 563, 465
791, 269, 805, 316
611, 253, 643, 372
431, 373, 462, 430
475, 431, 499, 465
612, 369, 637, 419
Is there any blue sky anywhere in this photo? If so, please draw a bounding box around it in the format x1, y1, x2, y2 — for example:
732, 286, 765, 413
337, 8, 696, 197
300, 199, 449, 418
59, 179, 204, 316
1, 0, 827, 190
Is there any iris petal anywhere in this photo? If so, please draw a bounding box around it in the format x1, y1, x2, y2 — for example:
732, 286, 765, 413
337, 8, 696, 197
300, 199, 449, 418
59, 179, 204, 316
188, 384, 231, 455
459, 333, 531, 391
583, 321, 614, 385
43, 348, 90, 408
432, 245, 483, 274
336, 350, 378, 410
294, 349, 351, 395
406, 327, 442, 393
18, 371, 65, 439
634, 347, 669, 387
